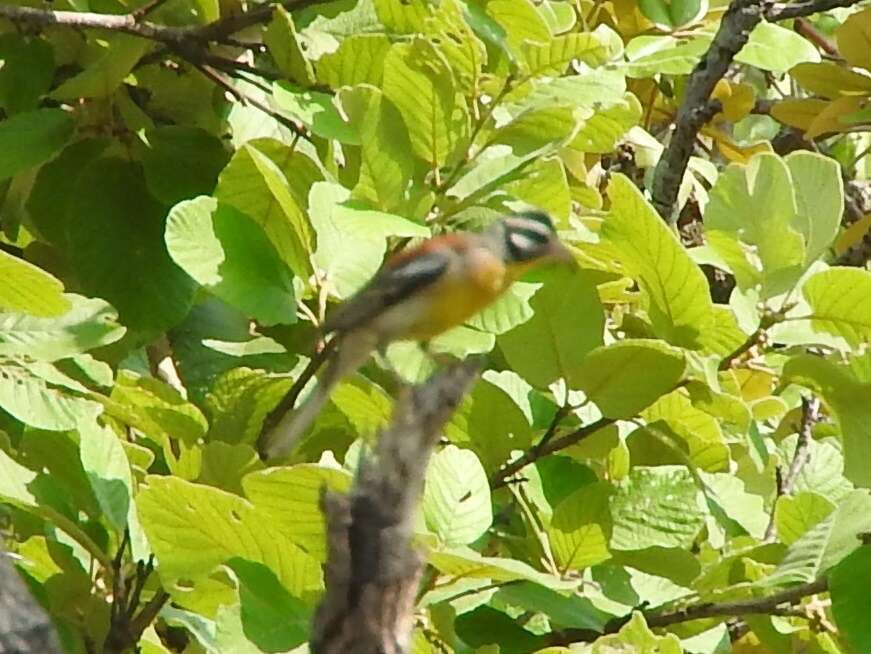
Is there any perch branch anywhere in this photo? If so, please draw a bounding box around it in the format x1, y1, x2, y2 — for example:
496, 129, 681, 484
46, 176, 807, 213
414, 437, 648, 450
550, 576, 829, 645
311, 360, 482, 654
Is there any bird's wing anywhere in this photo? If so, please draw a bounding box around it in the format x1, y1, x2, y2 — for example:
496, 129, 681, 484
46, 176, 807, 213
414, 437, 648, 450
322, 249, 451, 334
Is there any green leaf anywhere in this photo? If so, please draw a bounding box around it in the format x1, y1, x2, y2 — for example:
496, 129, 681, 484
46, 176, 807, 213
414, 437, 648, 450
309, 181, 428, 298
736, 22, 821, 73
272, 82, 360, 144
767, 490, 871, 586
424, 0, 486, 95
225, 558, 311, 652
800, 267, 871, 348
429, 545, 577, 589
774, 491, 836, 546
316, 34, 392, 87
105, 370, 208, 447
0, 295, 125, 361
0, 361, 103, 431
604, 174, 714, 348
265, 7, 316, 85
830, 546, 871, 654
338, 85, 416, 213
0, 446, 39, 508
782, 354, 871, 486
486, 0, 551, 54
205, 368, 292, 446
136, 475, 323, 596
704, 153, 808, 297
786, 152, 842, 264
26, 138, 111, 248
638, 0, 705, 29
643, 390, 729, 472
455, 606, 547, 654
504, 157, 572, 222
374, 0, 434, 32
499, 269, 604, 389
166, 196, 297, 326
0, 108, 74, 181
577, 340, 685, 419
241, 464, 352, 560
490, 106, 581, 156
495, 582, 612, 632
79, 421, 150, 560
423, 445, 492, 546
215, 143, 315, 279
442, 373, 533, 468
382, 39, 468, 166
0, 250, 69, 317
609, 466, 705, 550
66, 159, 197, 336
569, 93, 642, 154
0, 34, 54, 115
548, 481, 612, 571
621, 35, 711, 77
467, 282, 539, 335
140, 126, 229, 206
51, 34, 149, 100
521, 27, 622, 76
592, 612, 682, 653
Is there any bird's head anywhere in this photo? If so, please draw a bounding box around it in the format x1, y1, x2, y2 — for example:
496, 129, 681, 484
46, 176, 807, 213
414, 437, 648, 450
489, 211, 576, 276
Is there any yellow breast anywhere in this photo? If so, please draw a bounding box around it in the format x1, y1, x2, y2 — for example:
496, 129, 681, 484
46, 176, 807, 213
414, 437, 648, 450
402, 248, 508, 340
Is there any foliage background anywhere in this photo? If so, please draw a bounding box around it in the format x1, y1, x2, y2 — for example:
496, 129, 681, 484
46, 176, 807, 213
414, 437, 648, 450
2, 0, 871, 651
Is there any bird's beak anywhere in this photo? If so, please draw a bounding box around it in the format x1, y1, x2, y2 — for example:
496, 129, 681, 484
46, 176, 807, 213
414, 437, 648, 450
548, 240, 578, 269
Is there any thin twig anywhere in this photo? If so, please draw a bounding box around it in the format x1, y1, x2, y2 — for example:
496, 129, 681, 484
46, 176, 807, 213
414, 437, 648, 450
491, 416, 615, 488
781, 396, 820, 496
763, 395, 820, 541
549, 576, 829, 645
131, 0, 172, 20
766, 0, 862, 21
718, 327, 764, 370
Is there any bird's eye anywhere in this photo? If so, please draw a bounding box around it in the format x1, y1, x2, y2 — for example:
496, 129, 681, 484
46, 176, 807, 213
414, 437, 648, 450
508, 232, 540, 259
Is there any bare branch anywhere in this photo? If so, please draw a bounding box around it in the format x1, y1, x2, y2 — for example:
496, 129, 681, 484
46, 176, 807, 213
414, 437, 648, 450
312, 360, 481, 654
550, 576, 829, 646
650, 0, 864, 220
491, 416, 615, 489
766, 0, 863, 21
651, 0, 768, 220
0, 0, 329, 46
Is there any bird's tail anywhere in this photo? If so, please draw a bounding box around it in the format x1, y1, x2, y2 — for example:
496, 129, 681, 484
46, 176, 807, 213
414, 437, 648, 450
263, 333, 376, 459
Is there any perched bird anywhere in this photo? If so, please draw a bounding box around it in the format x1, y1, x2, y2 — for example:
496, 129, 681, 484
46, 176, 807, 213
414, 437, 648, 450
263, 211, 574, 458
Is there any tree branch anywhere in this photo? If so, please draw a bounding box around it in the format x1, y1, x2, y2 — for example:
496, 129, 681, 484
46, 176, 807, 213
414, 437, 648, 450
651, 0, 769, 220
490, 416, 615, 489
765, 0, 863, 21
650, 0, 863, 220
549, 576, 829, 646
311, 360, 481, 654
0, 0, 328, 46
764, 395, 821, 540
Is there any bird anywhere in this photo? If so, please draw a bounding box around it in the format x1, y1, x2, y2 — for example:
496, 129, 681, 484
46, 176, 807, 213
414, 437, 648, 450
263, 211, 575, 459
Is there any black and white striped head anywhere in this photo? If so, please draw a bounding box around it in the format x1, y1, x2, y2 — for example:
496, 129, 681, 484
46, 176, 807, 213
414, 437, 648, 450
491, 211, 574, 268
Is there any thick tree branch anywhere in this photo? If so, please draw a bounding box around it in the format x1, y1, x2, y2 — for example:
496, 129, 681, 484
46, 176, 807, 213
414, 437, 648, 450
0, 552, 62, 653
311, 360, 481, 654
652, 0, 769, 220
650, 0, 864, 220
550, 576, 829, 646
